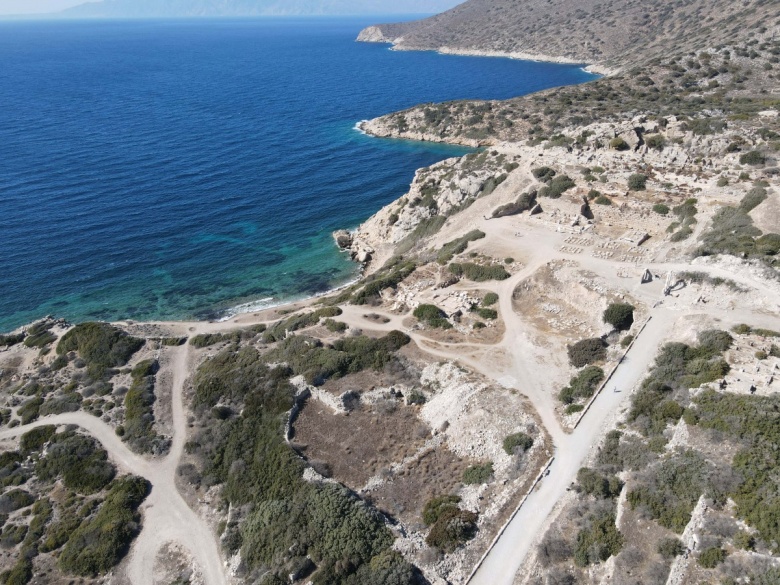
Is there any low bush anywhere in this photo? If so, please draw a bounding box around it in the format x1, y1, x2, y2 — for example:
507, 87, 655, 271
739, 150, 766, 166
653, 203, 670, 215
36, 431, 116, 494
532, 166, 556, 182
539, 175, 576, 199
462, 463, 493, 485
190, 332, 236, 348
567, 339, 607, 368
482, 293, 498, 306
57, 323, 144, 380
628, 174, 648, 191
0, 490, 34, 514
603, 303, 635, 331
627, 450, 710, 533
610, 137, 630, 151
645, 134, 666, 151
18, 397, 43, 425
594, 195, 612, 205
739, 187, 768, 213
59, 476, 150, 576
503, 432, 533, 455
475, 308, 497, 320
0, 333, 25, 348
576, 468, 623, 499
698, 547, 727, 568
437, 230, 485, 264
123, 360, 168, 455
323, 319, 348, 333
264, 307, 343, 343
413, 304, 451, 329
574, 511, 623, 566
353, 260, 416, 305
657, 537, 684, 558
426, 505, 478, 553
422, 495, 461, 526
559, 366, 605, 405
448, 263, 509, 282
20, 425, 56, 454
23, 321, 56, 349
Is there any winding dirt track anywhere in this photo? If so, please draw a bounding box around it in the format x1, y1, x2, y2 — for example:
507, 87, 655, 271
3, 213, 779, 585
0, 345, 228, 585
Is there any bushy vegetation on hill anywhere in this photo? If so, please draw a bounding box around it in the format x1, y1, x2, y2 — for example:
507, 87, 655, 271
422, 495, 478, 553
603, 303, 635, 331
58, 476, 150, 577
57, 322, 144, 380
263, 307, 342, 343
503, 432, 533, 455
121, 359, 169, 455
567, 338, 607, 368
189, 336, 423, 584
448, 262, 510, 281
437, 230, 485, 264
413, 304, 451, 329
559, 366, 605, 405
492, 190, 537, 218
352, 259, 417, 305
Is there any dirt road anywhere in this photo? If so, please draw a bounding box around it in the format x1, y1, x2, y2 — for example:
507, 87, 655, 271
0, 345, 229, 585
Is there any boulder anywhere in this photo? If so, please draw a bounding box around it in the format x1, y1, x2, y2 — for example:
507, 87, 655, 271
332, 230, 353, 249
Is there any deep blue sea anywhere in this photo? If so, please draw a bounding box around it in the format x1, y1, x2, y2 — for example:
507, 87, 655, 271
0, 18, 596, 331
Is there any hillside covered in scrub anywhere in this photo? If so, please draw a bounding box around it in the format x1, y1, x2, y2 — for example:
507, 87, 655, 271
359, 0, 779, 70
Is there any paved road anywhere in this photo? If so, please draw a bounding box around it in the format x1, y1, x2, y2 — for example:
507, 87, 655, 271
468, 312, 672, 585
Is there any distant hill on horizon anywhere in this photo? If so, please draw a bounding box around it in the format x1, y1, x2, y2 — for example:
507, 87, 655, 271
60, 0, 465, 17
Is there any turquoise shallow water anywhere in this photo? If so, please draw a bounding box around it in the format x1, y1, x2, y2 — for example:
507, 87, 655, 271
0, 17, 597, 331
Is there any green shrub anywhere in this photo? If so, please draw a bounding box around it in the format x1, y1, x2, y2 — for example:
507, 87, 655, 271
161, 337, 187, 346
413, 304, 451, 329
40, 392, 83, 417
594, 195, 612, 205
20, 425, 56, 454
475, 308, 497, 320
23, 321, 56, 349
437, 230, 486, 264
448, 263, 509, 282
739, 187, 768, 212
532, 166, 556, 182
502, 432, 533, 455
645, 134, 666, 151
190, 332, 236, 348
324, 319, 348, 333
574, 512, 623, 566
0, 333, 25, 348
610, 137, 630, 151
657, 537, 684, 558
422, 495, 461, 526
426, 506, 478, 553
620, 335, 634, 348
0, 490, 34, 514
462, 463, 493, 485
1, 523, 28, 548
627, 450, 710, 533
353, 260, 416, 305
482, 293, 498, 306
698, 547, 727, 568
18, 397, 43, 425
539, 175, 576, 199
559, 366, 605, 404
653, 203, 670, 215
57, 323, 144, 380
567, 339, 607, 368
59, 476, 150, 576
628, 174, 648, 191
603, 303, 635, 331
263, 307, 344, 343
577, 468, 623, 499
565, 404, 585, 415
739, 150, 766, 166
733, 530, 756, 551
36, 431, 116, 494
3, 557, 32, 585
